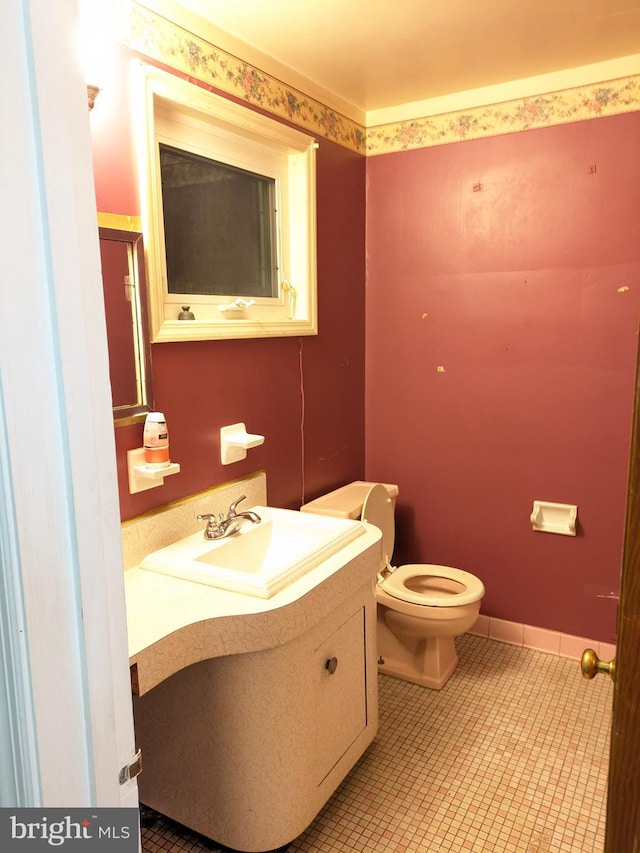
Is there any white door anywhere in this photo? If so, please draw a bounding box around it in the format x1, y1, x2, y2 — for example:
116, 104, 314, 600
0, 0, 138, 809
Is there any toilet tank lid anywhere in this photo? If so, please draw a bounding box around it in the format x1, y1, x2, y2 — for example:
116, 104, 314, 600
300, 480, 399, 519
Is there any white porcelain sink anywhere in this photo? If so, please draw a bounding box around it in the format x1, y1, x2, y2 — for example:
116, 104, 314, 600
139, 505, 365, 598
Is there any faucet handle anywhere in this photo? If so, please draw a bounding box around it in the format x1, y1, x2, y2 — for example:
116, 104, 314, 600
197, 512, 221, 526
197, 513, 223, 539
227, 495, 247, 517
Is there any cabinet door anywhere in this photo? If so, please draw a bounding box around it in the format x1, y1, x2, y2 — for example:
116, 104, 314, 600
314, 607, 368, 783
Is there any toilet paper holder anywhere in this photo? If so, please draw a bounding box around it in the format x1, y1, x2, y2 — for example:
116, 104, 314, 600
531, 500, 577, 536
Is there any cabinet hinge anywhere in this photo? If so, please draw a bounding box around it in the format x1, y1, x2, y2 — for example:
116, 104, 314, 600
119, 749, 142, 785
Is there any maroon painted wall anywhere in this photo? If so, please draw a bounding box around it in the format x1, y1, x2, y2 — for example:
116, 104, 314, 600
91, 46, 366, 519
92, 41, 640, 641
365, 113, 640, 641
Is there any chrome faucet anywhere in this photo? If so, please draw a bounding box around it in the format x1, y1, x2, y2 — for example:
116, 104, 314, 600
197, 495, 261, 540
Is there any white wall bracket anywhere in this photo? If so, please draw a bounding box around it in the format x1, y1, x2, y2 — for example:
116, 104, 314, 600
220, 423, 265, 465
127, 447, 180, 494
531, 500, 577, 536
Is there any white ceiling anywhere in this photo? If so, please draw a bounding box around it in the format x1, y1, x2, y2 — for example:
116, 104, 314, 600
172, 0, 640, 118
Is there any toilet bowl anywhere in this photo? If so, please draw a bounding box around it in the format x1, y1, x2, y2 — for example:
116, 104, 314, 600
301, 481, 485, 689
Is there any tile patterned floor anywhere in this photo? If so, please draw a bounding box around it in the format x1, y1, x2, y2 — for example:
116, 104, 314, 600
141, 634, 612, 853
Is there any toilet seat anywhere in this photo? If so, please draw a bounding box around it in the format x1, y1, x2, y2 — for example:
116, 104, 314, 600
362, 484, 485, 608
381, 564, 485, 607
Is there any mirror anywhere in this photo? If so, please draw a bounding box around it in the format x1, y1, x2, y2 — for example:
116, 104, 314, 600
98, 217, 153, 425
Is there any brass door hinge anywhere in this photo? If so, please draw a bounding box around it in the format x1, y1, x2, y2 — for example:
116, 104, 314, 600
119, 749, 142, 785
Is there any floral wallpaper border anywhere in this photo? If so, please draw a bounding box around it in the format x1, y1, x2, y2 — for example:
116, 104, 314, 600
124, 2, 366, 153
367, 76, 640, 155
125, 2, 640, 157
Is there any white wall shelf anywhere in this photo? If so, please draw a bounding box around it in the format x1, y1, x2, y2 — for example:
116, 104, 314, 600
127, 447, 180, 494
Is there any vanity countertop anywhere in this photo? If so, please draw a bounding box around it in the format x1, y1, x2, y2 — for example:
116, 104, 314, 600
125, 523, 381, 695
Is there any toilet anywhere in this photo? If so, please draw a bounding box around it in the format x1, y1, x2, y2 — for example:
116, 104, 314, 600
301, 481, 485, 689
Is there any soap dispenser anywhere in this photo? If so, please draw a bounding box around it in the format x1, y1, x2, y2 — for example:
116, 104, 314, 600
127, 412, 180, 493
143, 412, 170, 468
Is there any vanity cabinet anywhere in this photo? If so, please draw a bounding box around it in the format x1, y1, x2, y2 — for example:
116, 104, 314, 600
314, 607, 367, 783
133, 582, 378, 852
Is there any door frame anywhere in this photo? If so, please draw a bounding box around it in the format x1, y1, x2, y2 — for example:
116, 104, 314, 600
0, 0, 138, 808
605, 328, 640, 852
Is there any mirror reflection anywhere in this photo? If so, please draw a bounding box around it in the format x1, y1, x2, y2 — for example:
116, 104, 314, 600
98, 220, 153, 424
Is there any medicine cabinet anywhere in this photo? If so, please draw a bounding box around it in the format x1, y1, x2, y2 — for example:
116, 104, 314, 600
98, 215, 154, 426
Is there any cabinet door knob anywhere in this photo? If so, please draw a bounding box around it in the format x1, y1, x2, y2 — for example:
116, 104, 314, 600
325, 656, 338, 675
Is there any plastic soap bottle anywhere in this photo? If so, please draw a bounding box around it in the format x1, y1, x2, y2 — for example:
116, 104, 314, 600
143, 412, 170, 468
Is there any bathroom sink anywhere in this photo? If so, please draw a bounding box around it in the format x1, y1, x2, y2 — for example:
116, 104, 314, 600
139, 505, 365, 598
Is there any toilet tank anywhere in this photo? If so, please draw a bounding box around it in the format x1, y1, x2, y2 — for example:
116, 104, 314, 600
300, 481, 398, 519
